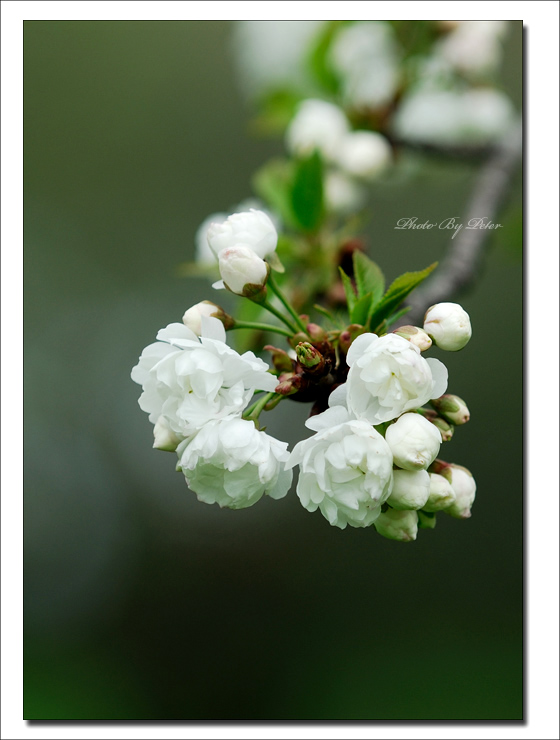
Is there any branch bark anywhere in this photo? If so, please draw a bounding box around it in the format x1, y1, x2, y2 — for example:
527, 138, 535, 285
402, 123, 522, 326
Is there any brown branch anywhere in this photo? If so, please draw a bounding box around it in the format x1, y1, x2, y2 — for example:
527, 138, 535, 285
402, 122, 522, 327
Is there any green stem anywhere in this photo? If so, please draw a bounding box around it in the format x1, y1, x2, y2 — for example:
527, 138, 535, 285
243, 392, 277, 423
260, 298, 299, 335
267, 274, 308, 334
229, 321, 293, 338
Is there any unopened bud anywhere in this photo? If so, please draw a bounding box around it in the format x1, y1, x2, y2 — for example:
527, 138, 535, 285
423, 473, 456, 512
296, 342, 324, 371
385, 413, 441, 471
289, 331, 311, 349
153, 416, 181, 452
264, 345, 295, 374
440, 464, 477, 519
338, 324, 364, 354
217, 245, 270, 299
423, 302, 472, 351
306, 323, 327, 342
275, 373, 304, 397
420, 409, 454, 442
183, 301, 233, 335
393, 325, 432, 351
431, 394, 470, 425
387, 469, 430, 510
374, 509, 419, 542
417, 510, 437, 529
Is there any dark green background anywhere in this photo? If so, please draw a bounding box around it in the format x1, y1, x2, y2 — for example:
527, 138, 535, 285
24, 21, 523, 720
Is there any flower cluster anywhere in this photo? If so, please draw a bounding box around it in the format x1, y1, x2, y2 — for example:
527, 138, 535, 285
133, 207, 476, 542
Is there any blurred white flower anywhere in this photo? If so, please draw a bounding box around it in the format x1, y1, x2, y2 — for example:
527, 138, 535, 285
423, 302, 472, 351
437, 21, 508, 77
288, 405, 393, 529
393, 87, 516, 146
325, 171, 367, 214
385, 413, 442, 471
345, 333, 448, 425
176, 417, 292, 509
330, 21, 401, 109
232, 20, 326, 99
285, 99, 349, 162
335, 130, 392, 181
207, 209, 278, 260
216, 245, 269, 297
387, 469, 431, 510
131, 317, 277, 439
374, 508, 419, 541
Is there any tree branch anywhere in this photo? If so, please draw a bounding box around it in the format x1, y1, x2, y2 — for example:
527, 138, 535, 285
402, 122, 522, 326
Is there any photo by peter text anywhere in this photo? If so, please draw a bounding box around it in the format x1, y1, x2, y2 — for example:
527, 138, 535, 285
395, 217, 503, 239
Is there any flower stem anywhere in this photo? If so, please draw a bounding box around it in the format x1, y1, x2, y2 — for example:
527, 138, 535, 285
267, 274, 308, 334
229, 321, 293, 338
243, 391, 278, 423
260, 298, 299, 335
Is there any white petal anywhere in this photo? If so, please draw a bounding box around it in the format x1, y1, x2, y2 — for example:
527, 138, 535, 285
427, 358, 449, 399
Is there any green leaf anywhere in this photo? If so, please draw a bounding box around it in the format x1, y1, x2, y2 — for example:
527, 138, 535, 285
252, 159, 297, 230
291, 150, 324, 232
338, 267, 357, 314
306, 21, 344, 94
352, 251, 385, 305
251, 89, 302, 135
350, 292, 374, 326
368, 262, 437, 331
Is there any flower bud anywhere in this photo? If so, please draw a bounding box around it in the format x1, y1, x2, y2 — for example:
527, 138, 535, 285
264, 345, 295, 374
153, 416, 181, 452
423, 473, 456, 512
275, 372, 306, 397
387, 469, 430, 510
431, 394, 470, 425
182, 301, 233, 335
306, 323, 327, 342
423, 302, 472, 351
286, 99, 350, 162
218, 245, 270, 299
207, 209, 278, 259
441, 464, 477, 519
393, 325, 432, 351
420, 409, 454, 442
336, 131, 392, 181
417, 510, 437, 529
296, 342, 325, 373
338, 324, 364, 355
385, 413, 442, 471
374, 509, 419, 542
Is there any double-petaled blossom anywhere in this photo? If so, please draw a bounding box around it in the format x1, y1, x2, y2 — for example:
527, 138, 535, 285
344, 333, 448, 425
288, 405, 393, 529
131, 317, 277, 440
176, 417, 292, 510
207, 209, 278, 260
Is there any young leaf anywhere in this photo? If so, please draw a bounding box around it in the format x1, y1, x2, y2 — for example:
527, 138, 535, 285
373, 305, 412, 334
368, 262, 437, 330
291, 150, 324, 232
350, 292, 374, 326
338, 267, 357, 314
353, 251, 385, 305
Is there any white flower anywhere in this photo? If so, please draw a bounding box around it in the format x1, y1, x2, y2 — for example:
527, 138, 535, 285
385, 413, 442, 471
324, 171, 367, 214
288, 405, 393, 529
387, 469, 431, 510
329, 22, 400, 109
285, 99, 350, 162
131, 316, 277, 439
216, 245, 269, 296
153, 415, 182, 452
336, 131, 392, 181
437, 21, 508, 77
423, 473, 456, 512
207, 209, 278, 260
176, 417, 292, 510
345, 333, 448, 425
442, 464, 477, 519
182, 301, 226, 336
423, 302, 472, 351
195, 212, 226, 266
374, 508, 418, 542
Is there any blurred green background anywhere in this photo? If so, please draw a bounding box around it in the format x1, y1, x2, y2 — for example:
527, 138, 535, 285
24, 21, 523, 720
